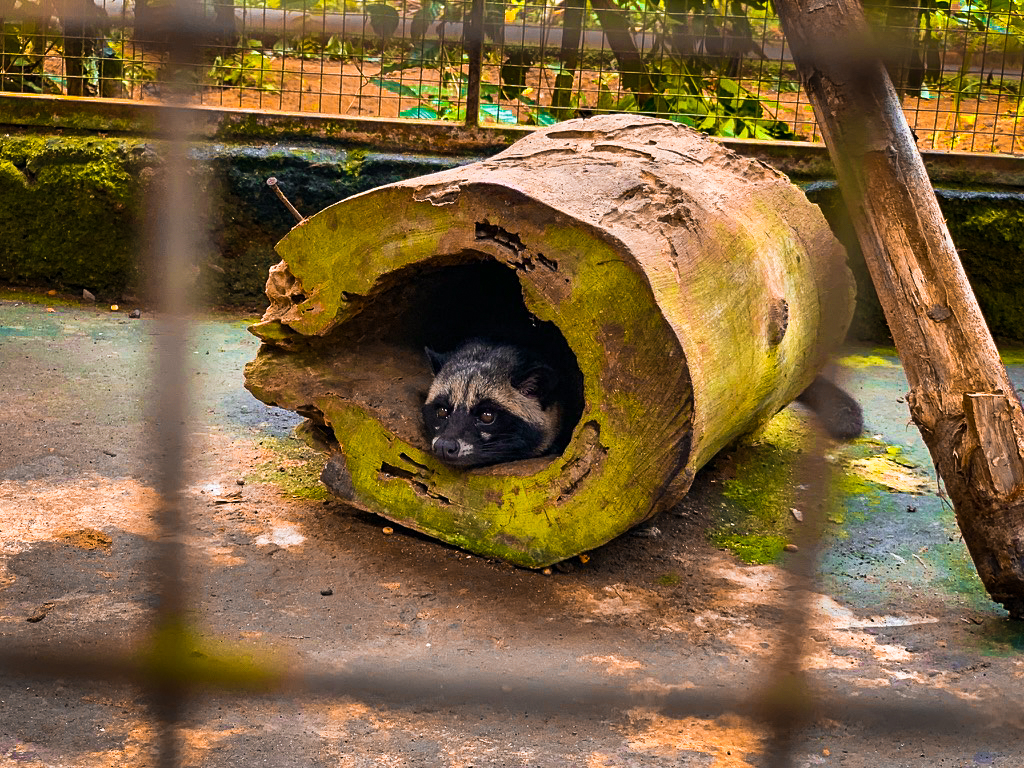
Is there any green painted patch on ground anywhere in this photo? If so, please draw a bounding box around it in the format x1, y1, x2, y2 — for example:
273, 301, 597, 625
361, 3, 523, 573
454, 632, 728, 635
710, 410, 809, 564
710, 409, 937, 565
976, 620, 1024, 656
249, 436, 330, 501
715, 533, 788, 564
1, 287, 92, 308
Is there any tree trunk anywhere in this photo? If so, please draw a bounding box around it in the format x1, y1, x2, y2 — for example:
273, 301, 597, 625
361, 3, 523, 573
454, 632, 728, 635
773, 0, 1024, 617
244, 114, 854, 567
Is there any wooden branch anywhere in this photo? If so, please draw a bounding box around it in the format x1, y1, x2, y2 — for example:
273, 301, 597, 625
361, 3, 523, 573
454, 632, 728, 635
773, 0, 1024, 617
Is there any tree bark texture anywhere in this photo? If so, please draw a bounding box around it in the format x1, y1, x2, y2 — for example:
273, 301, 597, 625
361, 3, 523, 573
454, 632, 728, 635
244, 114, 855, 567
774, 0, 1024, 617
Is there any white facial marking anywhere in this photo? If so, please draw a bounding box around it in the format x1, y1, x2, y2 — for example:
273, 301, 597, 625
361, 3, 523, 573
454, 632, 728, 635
456, 440, 473, 457
480, 432, 492, 442
431, 436, 440, 449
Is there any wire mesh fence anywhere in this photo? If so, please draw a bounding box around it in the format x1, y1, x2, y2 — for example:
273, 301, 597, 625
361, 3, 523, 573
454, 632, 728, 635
2, 0, 1023, 152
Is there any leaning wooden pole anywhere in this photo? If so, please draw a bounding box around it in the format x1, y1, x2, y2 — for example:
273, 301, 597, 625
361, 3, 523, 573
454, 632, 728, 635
774, 0, 1024, 617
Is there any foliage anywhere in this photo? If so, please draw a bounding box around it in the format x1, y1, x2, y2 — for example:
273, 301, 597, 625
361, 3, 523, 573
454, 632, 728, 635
356, 0, 799, 137
108, 34, 159, 93
1, 8, 64, 94
5, 0, 1024, 137
899, 0, 1024, 101
209, 39, 280, 92
368, 70, 527, 124
0, 0, 146, 97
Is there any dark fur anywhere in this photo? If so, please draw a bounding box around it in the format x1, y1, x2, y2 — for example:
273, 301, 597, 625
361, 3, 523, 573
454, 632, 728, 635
423, 341, 863, 468
423, 340, 562, 468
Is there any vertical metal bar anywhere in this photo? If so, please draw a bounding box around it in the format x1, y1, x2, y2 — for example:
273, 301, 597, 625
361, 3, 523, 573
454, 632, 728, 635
465, 0, 485, 127
146, 2, 203, 765
759, 427, 832, 768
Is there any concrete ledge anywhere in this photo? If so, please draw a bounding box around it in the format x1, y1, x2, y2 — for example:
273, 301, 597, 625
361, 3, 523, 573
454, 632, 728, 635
2, 130, 1023, 340
0, 134, 476, 306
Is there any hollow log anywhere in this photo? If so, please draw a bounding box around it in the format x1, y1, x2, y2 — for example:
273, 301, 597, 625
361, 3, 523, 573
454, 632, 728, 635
244, 114, 855, 567
774, 0, 1024, 617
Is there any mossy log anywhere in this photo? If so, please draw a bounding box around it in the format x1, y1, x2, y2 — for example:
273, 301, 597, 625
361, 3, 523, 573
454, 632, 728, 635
244, 114, 855, 567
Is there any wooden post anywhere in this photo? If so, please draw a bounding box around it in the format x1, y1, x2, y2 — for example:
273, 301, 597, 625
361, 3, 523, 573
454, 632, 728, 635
773, 0, 1024, 617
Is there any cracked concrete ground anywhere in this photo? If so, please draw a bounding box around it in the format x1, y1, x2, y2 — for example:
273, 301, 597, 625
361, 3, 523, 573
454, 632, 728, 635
2, 294, 1023, 768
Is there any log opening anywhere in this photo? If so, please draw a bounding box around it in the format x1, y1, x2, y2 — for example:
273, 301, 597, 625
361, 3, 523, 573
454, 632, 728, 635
313, 254, 587, 460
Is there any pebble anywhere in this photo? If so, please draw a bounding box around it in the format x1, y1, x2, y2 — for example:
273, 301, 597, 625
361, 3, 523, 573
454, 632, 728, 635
320, 588, 333, 596
82, 289, 95, 302
129, 309, 141, 318
382, 527, 394, 535
784, 543, 799, 552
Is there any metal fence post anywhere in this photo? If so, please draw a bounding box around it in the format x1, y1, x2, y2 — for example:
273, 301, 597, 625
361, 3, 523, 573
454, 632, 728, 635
465, 0, 485, 127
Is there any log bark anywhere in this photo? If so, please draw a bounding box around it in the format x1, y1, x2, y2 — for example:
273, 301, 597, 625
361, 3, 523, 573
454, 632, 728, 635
773, 0, 1024, 617
244, 115, 854, 567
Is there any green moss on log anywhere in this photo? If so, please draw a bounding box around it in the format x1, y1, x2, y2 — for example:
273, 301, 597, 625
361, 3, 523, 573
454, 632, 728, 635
245, 116, 857, 566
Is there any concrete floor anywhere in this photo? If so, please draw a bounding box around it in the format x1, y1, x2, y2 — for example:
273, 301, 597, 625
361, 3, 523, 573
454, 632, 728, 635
2, 295, 1023, 768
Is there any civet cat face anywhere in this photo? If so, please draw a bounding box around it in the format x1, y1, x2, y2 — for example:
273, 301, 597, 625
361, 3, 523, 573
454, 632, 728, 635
422, 340, 561, 468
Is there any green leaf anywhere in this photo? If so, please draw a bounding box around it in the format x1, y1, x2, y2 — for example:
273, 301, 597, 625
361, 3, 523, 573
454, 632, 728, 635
400, 106, 441, 119
365, 3, 400, 40
666, 114, 696, 127
530, 109, 557, 126
479, 102, 519, 124
324, 35, 345, 59
480, 83, 501, 102
717, 77, 741, 97
369, 76, 422, 97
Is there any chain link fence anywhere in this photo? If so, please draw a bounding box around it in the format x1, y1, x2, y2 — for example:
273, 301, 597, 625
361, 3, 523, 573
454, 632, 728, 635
2, 0, 1024, 151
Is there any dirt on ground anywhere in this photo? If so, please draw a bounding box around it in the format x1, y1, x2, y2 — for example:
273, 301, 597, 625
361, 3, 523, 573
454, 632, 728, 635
2, 294, 1024, 767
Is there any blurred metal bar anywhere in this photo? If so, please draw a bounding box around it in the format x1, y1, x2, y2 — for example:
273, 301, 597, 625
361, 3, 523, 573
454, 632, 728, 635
0, 645, 1016, 735
143, 1, 206, 765
464, 0, 485, 128
759, 427, 832, 768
